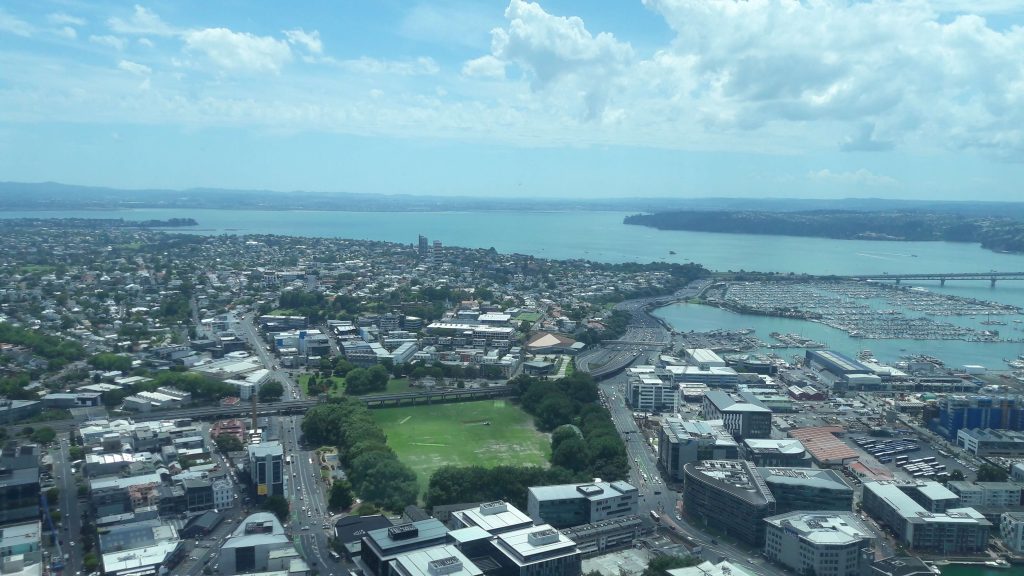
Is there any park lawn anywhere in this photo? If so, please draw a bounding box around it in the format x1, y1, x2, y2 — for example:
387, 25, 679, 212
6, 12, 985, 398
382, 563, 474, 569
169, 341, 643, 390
347, 377, 412, 396
373, 399, 550, 497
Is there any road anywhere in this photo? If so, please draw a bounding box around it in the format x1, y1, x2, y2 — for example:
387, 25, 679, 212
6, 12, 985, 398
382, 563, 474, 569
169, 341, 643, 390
281, 414, 340, 575
234, 312, 301, 401
53, 434, 81, 575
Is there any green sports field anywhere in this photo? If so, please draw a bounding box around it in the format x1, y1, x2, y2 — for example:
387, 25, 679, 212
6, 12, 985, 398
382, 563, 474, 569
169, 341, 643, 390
373, 399, 550, 495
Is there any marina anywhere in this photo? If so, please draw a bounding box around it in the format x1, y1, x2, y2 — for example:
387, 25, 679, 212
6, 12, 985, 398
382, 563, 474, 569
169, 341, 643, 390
701, 280, 1022, 342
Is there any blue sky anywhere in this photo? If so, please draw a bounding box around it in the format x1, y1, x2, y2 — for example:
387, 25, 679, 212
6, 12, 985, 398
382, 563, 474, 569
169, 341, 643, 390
2, 0, 1024, 200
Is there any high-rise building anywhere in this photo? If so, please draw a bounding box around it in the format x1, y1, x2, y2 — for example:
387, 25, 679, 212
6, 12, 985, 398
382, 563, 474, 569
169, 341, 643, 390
418, 235, 429, 258
247, 441, 284, 500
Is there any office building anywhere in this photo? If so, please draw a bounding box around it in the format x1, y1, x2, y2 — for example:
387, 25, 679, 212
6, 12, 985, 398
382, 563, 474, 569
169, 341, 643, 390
361, 519, 450, 576
956, 428, 1024, 457
937, 395, 1024, 440
1001, 512, 1024, 554
526, 481, 638, 529
490, 525, 581, 576
742, 439, 809, 467
946, 481, 1023, 509
681, 460, 776, 546
763, 511, 874, 576
247, 441, 284, 500
702, 391, 772, 440
757, 467, 853, 514
657, 418, 738, 481
626, 375, 679, 413
861, 481, 991, 553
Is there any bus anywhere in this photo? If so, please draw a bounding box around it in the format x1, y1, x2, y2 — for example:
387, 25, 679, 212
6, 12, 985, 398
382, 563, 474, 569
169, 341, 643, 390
650, 511, 661, 522
921, 456, 937, 464
878, 456, 892, 463
895, 455, 909, 464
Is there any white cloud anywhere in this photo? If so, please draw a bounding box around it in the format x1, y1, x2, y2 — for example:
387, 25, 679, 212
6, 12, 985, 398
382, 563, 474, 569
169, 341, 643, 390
89, 35, 126, 51
118, 59, 151, 76
56, 26, 77, 40
462, 55, 506, 79
183, 28, 292, 73
283, 29, 322, 55
807, 169, 898, 187
108, 5, 177, 36
0, 9, 33, 37
334, 56, 440, 76
474, 0, 634, 120
138, 38, 154, 48
48, 13, 86, 27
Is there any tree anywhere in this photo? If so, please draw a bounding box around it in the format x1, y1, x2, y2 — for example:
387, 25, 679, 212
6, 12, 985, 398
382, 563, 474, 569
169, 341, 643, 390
259, 379, 284, 402
214, 434, 243, 453
946, 469, 966, 482
30, 426, 56, 444
262, 495, 290, 522
328, 481, 354, 512
83, 553, 100, 572
46, 487, 60, 505
642, 555, 700, 576
977, 463, 1008, 482
551, 436, 589, 473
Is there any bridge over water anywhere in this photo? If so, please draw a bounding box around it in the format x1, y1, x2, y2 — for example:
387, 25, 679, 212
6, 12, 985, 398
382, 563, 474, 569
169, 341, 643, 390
834, 271, 1024, 287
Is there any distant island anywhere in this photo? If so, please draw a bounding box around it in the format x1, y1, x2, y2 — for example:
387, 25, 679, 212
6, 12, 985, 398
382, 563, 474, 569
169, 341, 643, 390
624, 210, 1024, 254
0, 217, 197, 229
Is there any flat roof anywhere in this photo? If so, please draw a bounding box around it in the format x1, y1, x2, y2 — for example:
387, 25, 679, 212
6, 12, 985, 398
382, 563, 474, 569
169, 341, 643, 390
756, 467, 850, 492
764, 511, 873, 546
661, 417, 737, 447
454, 502, 533, 533
863, 482, 990, 526
494, 525, 577, 565
364, 519, 448, 554
529, 481, 637, 503
391, 545, 482, 576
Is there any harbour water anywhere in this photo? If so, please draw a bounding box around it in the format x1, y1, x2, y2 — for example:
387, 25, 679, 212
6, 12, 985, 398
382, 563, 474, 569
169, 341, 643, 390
6, 208, 1024, 368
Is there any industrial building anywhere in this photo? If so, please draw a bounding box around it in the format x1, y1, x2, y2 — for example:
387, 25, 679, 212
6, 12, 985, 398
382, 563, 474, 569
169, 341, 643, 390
682, 349, 726, 367
861, 481, 991, 554
763, 511, 874, 576
657, 418, 738, 481
701, 391, 772, 440
804, 350, 882, 392
526, 481, 638, 529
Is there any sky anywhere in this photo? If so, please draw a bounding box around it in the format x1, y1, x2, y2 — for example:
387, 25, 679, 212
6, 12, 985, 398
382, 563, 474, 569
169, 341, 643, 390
2, 1, 1024, 200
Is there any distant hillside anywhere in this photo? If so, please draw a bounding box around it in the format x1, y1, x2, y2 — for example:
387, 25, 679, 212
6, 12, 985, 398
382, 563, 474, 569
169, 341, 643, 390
3, 181, 1024, 216
624, 210, 1024, 254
